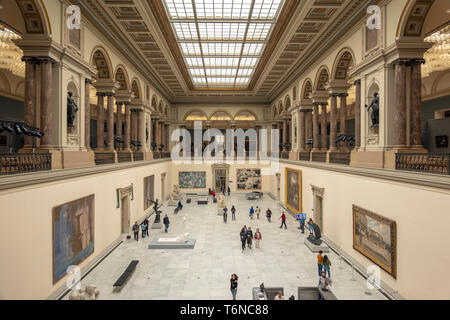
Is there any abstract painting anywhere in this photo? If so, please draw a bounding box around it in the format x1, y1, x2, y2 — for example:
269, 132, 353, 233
52, 195, 95, 283
236, 169, 262, 190
353, 205, 397, 278
285, 168, 302, 214
144, 175, 155, 211
179, 171, 206, 189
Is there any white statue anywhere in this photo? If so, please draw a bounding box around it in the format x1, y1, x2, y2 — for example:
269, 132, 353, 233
173, 184, 181, 198
217, 194, 226, 210
68, 285, 100, 300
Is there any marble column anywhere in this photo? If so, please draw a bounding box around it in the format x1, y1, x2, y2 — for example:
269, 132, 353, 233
410, 59, 425, 147
321, 103, 328, 150
166, 124, 170, 151
124, 103, 131, 151
96, 93, 105, 150
116, 102, 123, 151
132, 110, 138, 143
329, 94, 338, 152
306, 110, 313, 142
394, 59, 407, 147
138, 110, 145, 151
106, 93, 114, 151
85, 79, 91, 150
23, 57, 37, 148
282, 119, 288, 151
155, 119, 160, 151
354, 80, 361, 148
313, 104, 320, 151
299, 111, 305, 151
340, 94, 348, 135
39, 58, 53, 147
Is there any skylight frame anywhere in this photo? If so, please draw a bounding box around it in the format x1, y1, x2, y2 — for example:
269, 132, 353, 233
162, 0, 285, 88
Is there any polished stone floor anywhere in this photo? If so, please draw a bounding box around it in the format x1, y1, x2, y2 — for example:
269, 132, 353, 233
75, 194, 387, 300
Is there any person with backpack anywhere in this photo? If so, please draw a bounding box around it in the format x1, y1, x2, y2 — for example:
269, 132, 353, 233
141, 222, 147, 238
240, 227, 247, 252
266, 208, 272, 222
323, 255, 332, 278
249, 206, 255, 219
231, 205, 236, 221
223, 207, 228, 223
247, 227, 254, 249
254, 228, 262, 248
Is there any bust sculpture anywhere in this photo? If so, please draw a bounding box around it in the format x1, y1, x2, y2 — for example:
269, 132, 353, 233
67, 91, 79, 128
307, 221, 323, 246
365, 92, 379, 128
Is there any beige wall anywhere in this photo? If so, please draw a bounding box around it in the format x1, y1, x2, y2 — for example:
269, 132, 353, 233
0, 161, 171, 300
278, 161, 450, 300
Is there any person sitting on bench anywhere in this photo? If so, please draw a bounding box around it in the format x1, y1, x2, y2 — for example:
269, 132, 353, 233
177, 200, 183, 210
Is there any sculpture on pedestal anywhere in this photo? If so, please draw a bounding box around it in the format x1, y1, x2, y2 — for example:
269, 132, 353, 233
217, 194, 226, 211
168, 185, 182, 206
307, 221, 322, 246
365, 92, 379, 128
67, 91, 79, 128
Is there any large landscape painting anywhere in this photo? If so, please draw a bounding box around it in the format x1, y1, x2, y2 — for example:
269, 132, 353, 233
285, 168, 302, 214
179, 171, 206, 189
144, 175, 155, 211
52, 195, 95, 283
353, 205, 397, 278
236, 169, 262, 190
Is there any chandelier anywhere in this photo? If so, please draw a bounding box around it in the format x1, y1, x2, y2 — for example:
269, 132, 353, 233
0, 27, 24, 77
422, 24, 450, 78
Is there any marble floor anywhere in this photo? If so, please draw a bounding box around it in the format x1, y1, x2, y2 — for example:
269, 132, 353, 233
75, 194, 387, 300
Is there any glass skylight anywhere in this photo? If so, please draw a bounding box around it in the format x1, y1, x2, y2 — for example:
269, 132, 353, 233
163, 0, 285, 88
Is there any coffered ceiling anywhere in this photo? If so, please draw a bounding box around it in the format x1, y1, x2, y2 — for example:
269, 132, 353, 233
76, 0, 373, 104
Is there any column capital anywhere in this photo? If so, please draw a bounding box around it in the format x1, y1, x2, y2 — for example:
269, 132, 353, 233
104, 92, 115, 97
409, 58, 425, 65
392, 58, 410, 67
96, 92, 106, 97
354, 79, 361, 86
85, 78, 92, 84
21, 56, 38, 64
38, 56, 56, 64
338, 93, 349, 98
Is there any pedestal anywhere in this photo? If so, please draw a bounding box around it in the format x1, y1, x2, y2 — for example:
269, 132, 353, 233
304, 239, 329, 253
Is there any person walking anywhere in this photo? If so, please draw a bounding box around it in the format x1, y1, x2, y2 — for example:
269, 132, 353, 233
317, 250, 324, 277
143, 218, 149, 237
266, 208, 272, 222
212, 190, 216, 198
240, 227, 247, 252
223, 207, 228, 223
254, 228, 262, 248
323, 255, 331, 278
280, 212, 287, 229
132, 221, 139, 241
300, 216, 305, 234
163, 214, 170, 233
256, 206, 261, 219
247, 227, 253, 249
227, 186, 231, 196
230, 274, 238, 300
249, 206, 255, 220
231, 205, 236, 221
141, 222, 147, 238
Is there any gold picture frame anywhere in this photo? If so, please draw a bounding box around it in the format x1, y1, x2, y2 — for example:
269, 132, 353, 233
285, 168, 302, 214
353, 205, 397, 278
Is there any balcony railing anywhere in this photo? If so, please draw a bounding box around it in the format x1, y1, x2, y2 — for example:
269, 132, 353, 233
311, 152, 327, 163
94, 152, 115, 165
133, 152, 144, 161
0, 153, 51, 175
117, 152, 132, 163
329, 152, 351, 165
160, 152, 171, 159
395, 153, 450, 175
299, 152, 311, 161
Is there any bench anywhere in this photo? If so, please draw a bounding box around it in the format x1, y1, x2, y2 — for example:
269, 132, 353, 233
113, 260, 139, 292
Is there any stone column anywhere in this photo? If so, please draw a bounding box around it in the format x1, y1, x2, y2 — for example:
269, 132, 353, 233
96, 93, 105, 150
299, 111, 305, 151
116, 102, 123, 138
340, 94, 348, 135
313, 104, 320, 151
282, 119, 288, 151
39, 58, 54, 147
138, 110, 145, 151
124, 103, 131, 151
85, 79, 91, 150
321, 103, 328, 150
410, 59, 425, 147
132, 110, 138, 143
394, 59, 407, 147
329, 94, 338, 152
106, 93, 115, 151
354, 80, 361, 148
306, 110, 313, 142
155, 119, 160, 151
23, 57, 37, 148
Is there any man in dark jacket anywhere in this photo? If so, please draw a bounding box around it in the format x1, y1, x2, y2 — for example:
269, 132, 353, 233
240, 228, 247, 252
163, 215, 170, 233
132, 221, 139, 241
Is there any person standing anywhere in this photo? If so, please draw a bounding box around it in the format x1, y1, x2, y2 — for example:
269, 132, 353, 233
240, 227, 247, 252
254, 228, 262, 248
212, 189, 216, 198
317, 250, 324, 277
249, 206, 254, 220
143, 218, 149, 237
163, 214, 170, 233
318, 271, 331, 291
280, 212, 287, 229
231, 205, 236, 221
141, 222, 147, 238
323, 255, 331, 278
132, 221, 139, 241
230, 274, 238, 300
266, 208, 272, 222
223, 207, 228, 223
256, 206, 261, 219
300, 216, 305, 234
227, 186, 231, 196
247, 227, 253, 249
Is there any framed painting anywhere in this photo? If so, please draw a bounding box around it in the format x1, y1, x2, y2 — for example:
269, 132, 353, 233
353, 205, 397, 278
236, 168, 262, 191
144, 175, 155, 211
52, 195, 95, 283
285, 168, 302, 214
179, 171, 206, 189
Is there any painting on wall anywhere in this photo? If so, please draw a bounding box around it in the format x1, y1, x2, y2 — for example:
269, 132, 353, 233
179, 171, 206, 189
236, 169, 262, 190
285, 168, 302, 214
52, 195, 95, 283
353, 205, 397, 278
144, 175, 155, 211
